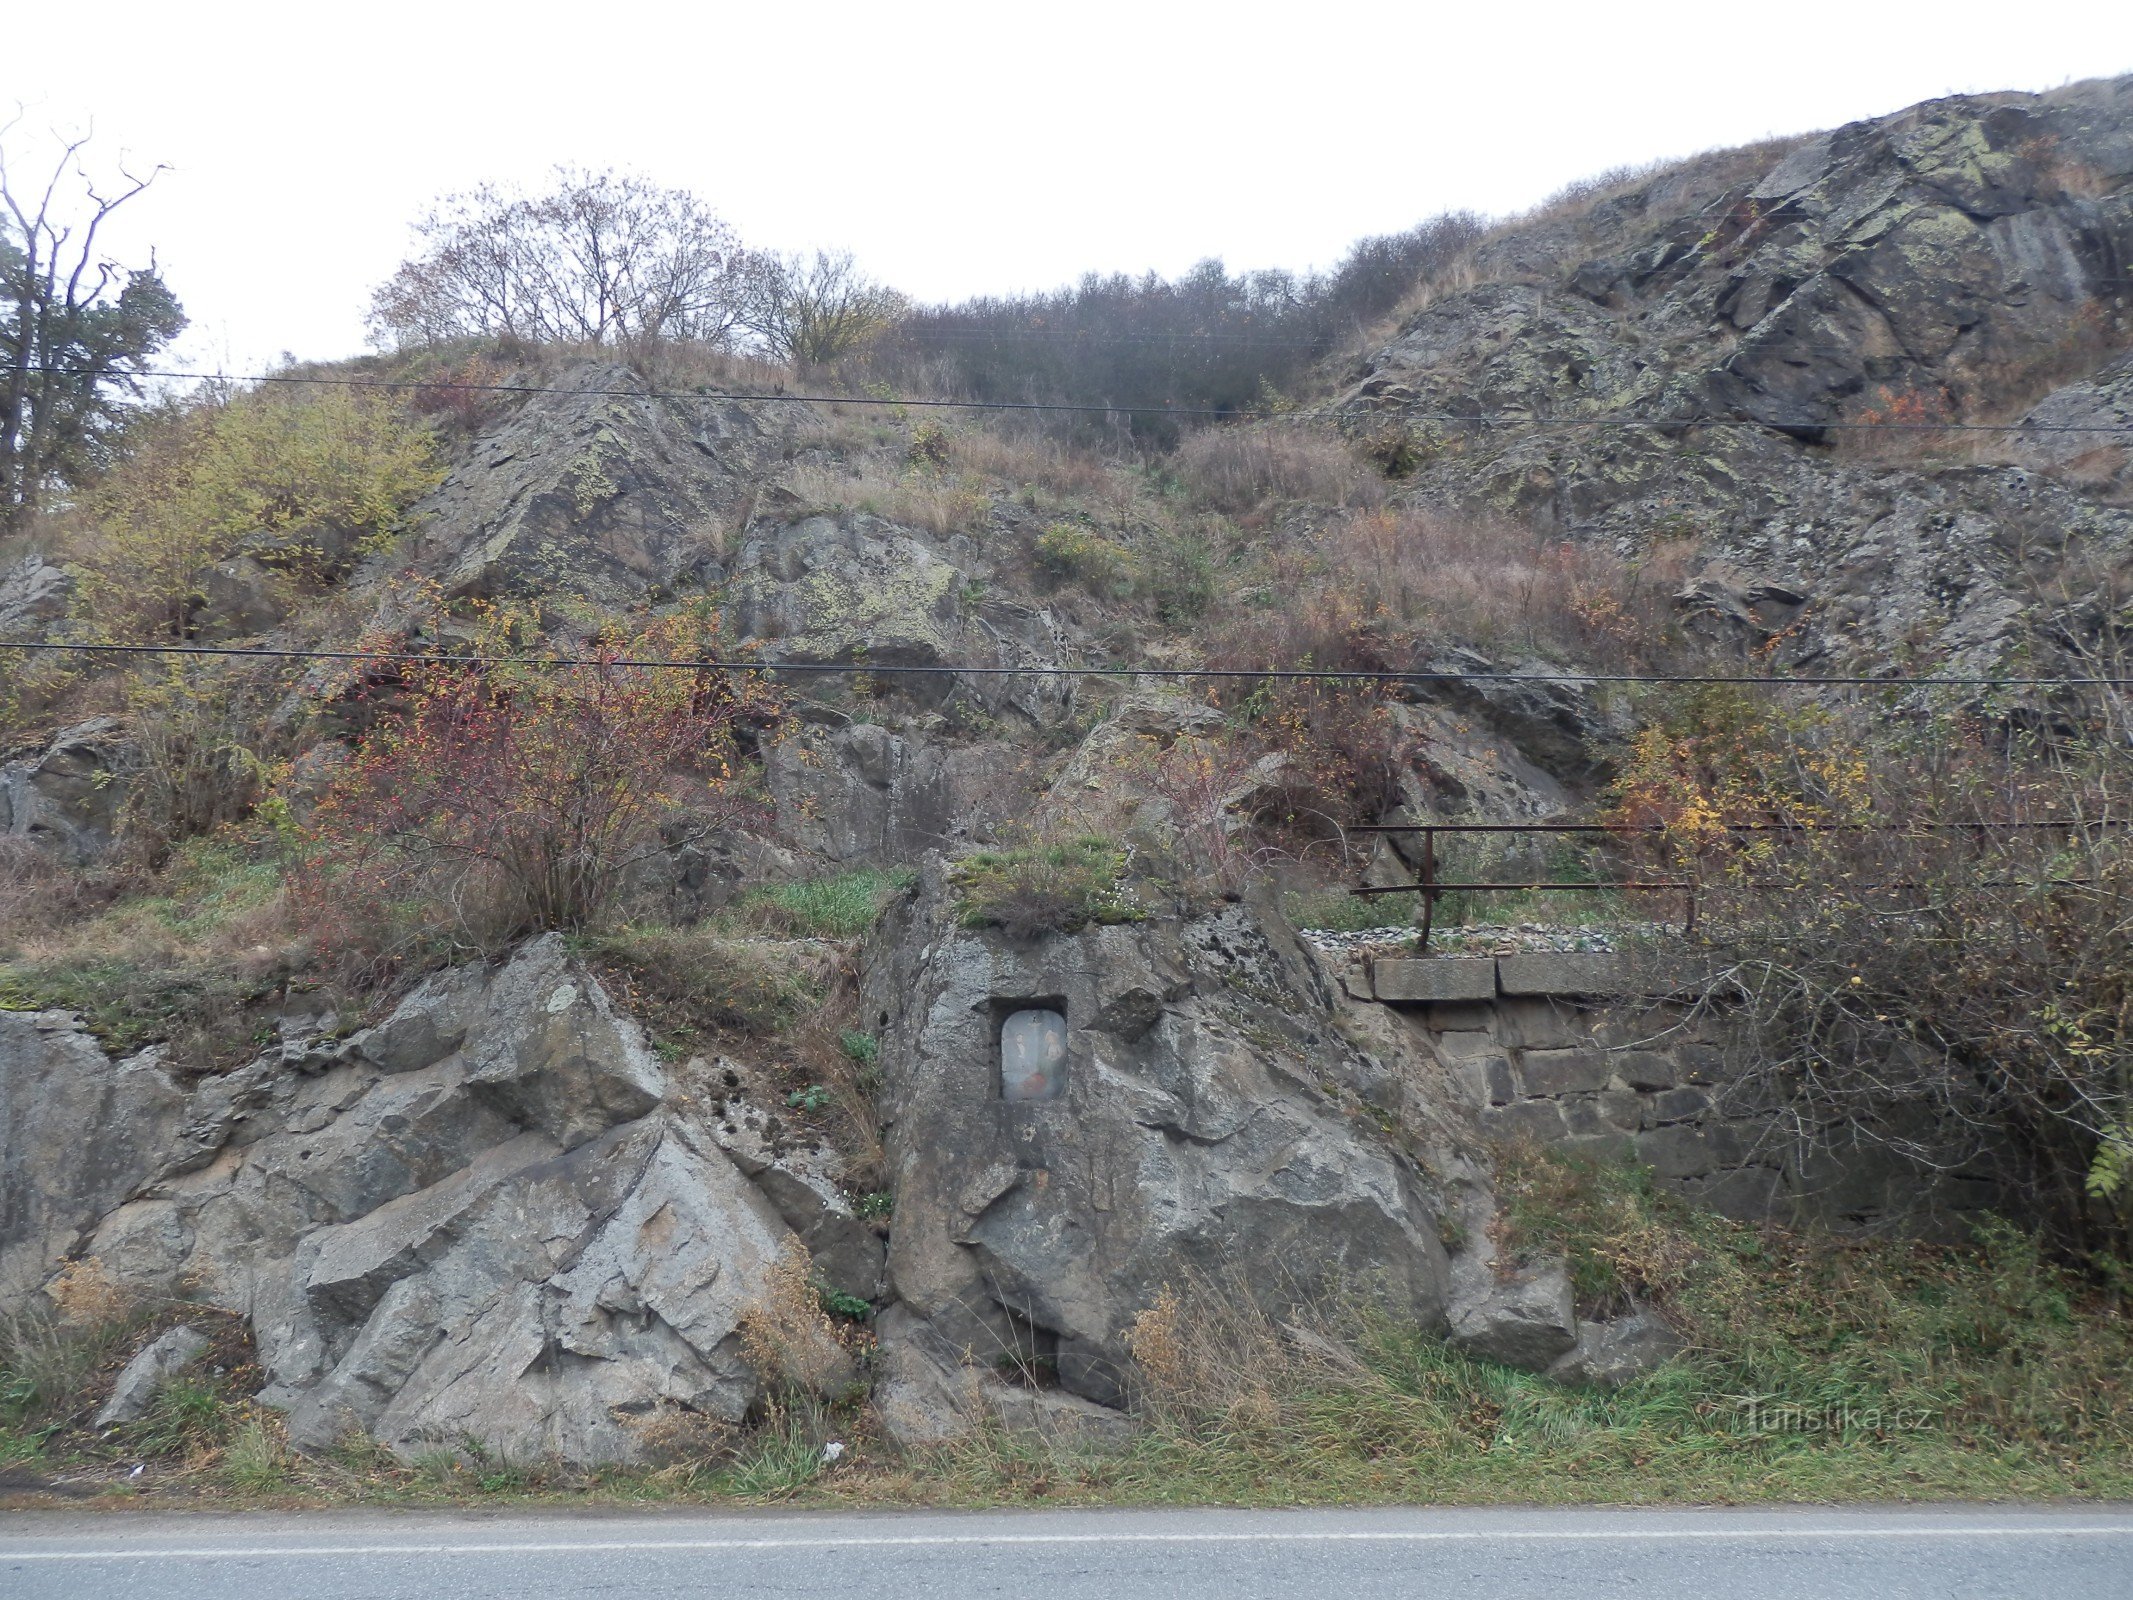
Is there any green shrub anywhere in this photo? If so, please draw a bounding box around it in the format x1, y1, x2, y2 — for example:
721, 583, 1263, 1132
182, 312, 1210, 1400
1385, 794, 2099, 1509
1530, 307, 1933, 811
1035, 523, 1135, 596
953, 836, 1143, 938
1281, 888, 1397, 933
130, 1378, 236, 1456
1141, 529, 1217, 622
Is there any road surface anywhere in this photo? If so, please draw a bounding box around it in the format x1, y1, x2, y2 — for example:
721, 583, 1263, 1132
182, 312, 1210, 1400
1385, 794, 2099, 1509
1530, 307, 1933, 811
2, 1503, 2129, 1598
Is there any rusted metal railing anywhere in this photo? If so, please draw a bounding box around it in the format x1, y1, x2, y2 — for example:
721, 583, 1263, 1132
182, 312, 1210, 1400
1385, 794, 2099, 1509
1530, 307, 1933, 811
1350, 819, 2120, 951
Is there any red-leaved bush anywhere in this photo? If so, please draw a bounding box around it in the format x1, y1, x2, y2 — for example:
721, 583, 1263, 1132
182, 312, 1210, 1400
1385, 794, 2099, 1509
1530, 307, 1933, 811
295, 606, 779, 964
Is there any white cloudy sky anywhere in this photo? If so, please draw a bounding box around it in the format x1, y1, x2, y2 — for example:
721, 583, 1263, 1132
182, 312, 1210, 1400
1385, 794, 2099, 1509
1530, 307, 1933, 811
6, 0, 2130, 374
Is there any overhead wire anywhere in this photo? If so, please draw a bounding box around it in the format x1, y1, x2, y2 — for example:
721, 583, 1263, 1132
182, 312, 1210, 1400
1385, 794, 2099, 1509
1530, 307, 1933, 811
1, 637, 2128, 689
6, 363, 2131, 433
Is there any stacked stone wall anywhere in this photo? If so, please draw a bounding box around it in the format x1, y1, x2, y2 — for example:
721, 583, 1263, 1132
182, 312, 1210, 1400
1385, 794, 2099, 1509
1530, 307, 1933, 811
1339, 951, 1999, 1234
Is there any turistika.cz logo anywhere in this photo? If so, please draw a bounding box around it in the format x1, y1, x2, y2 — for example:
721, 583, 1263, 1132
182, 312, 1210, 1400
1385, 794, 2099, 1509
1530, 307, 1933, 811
1734, 1398, 1939, 1435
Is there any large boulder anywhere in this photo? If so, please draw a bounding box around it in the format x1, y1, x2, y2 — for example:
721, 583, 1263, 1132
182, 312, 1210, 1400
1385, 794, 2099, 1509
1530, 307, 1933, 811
94, 1326, 211, 1428
1447, 1260, 1580, 1370
863, 861, 1451, 1413
1546, 1306, 1685, 1389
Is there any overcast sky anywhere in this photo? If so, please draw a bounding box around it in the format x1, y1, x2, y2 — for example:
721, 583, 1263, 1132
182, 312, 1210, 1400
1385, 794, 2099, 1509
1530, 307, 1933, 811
7, 0, 2130, 375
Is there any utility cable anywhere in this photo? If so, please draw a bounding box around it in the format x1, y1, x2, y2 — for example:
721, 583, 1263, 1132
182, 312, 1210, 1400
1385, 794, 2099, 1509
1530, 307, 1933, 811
3, 637, 2128, 688
7, 363, 2131, 433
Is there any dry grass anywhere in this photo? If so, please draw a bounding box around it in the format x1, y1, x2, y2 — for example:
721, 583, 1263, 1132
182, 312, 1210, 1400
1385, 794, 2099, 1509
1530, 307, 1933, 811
1174, 425, 1377, 515
0, 838, 117, 938
0, 839, 293, 1066
737, 1249, 862, 1398
944, 426, 1112, 499
782, 458, 992, 537
1310, 509, 1693, 666
1125, 1271, 1373, 1433
43, 1257, 137, 1327
614, 338, 795, 396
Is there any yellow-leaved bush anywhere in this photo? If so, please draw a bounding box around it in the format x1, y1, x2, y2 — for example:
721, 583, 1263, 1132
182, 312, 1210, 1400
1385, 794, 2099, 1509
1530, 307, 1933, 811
77, 385, 443, 640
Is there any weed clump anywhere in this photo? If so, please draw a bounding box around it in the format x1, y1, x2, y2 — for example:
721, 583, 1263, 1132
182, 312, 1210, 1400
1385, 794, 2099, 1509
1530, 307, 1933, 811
952, 836, 1143, 938
734, 868, 911, 940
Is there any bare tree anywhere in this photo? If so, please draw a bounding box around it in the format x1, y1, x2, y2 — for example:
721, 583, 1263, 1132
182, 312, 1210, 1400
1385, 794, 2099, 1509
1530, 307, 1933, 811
740, 248, 907, 366
367, 167, 753, 350
1, 119, 184, 531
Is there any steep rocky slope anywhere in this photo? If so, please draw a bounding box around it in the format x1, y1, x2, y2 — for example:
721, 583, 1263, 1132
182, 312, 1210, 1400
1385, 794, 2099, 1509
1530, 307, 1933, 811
1339, 74, 2133, 683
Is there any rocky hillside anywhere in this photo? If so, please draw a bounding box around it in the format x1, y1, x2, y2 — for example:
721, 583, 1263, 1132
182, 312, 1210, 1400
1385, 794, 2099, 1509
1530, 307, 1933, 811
3, 76, 2132, 1477
1338, 73, 2133, 684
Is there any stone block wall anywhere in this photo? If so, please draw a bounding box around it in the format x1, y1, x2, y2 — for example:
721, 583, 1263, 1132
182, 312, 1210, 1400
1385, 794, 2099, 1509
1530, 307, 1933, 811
1341, 953, 1999, 1235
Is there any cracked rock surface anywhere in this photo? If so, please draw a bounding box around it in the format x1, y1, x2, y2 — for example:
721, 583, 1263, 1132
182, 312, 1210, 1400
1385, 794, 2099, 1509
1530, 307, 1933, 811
862, 860, 1453, 1413
3, 937, 848, 1464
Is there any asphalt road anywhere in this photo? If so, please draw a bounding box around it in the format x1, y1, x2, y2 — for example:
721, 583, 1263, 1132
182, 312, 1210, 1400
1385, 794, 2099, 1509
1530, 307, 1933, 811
3, 1504, 2130, 1598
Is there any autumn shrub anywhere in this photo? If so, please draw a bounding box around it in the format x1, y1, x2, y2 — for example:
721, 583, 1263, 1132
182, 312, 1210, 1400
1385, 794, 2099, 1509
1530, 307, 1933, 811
77, 385, 441, 640
295, 607, 780, 965
1128, 731, 1296, 896
407, 352, 516, 433
1173, 424, 1373, 514
1203, 593, 1401, 829
118, 656, 297, 857
1609, 688, 2133, 1255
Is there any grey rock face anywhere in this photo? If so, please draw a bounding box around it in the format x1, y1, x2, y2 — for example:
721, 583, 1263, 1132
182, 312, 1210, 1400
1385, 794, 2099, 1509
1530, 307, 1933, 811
1546, 1307, 1685, 1388
0, 1012, 187, 1301
864, 863, 1450, 1412
283, 1114, 794, 1462
1, 937, 839, 1466
94, 1326, 212, 1427
1339, 75, 2133, 690
870, 1306, 1138, 1452
1447, 1260, 1580, 1370
0, 719, 136, 863
0, 555, 73, 636
730, 513, 966, 689
728, 510, 1079, 727
767, 718, 955, 863
392, 364, 783, 607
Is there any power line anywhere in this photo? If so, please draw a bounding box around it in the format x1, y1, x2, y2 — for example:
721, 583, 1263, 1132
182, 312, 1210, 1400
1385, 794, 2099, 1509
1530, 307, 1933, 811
9, 363, 2132, 434
3, 637, 2128, 688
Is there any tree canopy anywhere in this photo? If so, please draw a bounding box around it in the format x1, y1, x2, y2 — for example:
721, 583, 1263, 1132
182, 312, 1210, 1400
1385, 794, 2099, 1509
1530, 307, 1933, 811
1, 126, 186, 529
